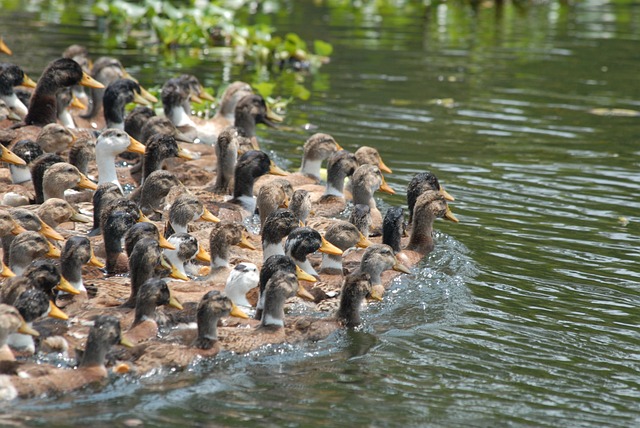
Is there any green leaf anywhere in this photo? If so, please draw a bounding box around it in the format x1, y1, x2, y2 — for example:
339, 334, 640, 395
253, 82, 276, 98
292, 83, 310, 101
314, 40, 333, 56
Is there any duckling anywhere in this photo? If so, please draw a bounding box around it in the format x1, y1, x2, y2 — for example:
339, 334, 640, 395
261, 209, 300, 261
42, 162, 97, 201
396, 190, 459, 267
130, 290, 234, 374
34, 123, 75, 154
0, 304, 39, 363
7, 139, 42, 184
0, 258, 76, 306
298, 133, 343, 181
230, 150, 288, 213
95, 128, 145, 191
161, 76, 201, 143
35, 198, 91, 229
59, 236, 105, 294
68, 136, 95, 176
8, 231, 60, 276
307, 149, 359, 218
233, 93, 282, 140
219, 271, 297, 354
101, 207, 138, 274
352, 244, 411, 297
124, 106, 155, 142
286, 271, 377, 342
123, 222, 175, 259
81, 56, 127, 121
212, 81, 253, 126
254, 255, 317, 321
406, 171, 455, 225
137, 170, 184, 218
139, 116, 194, 145
349, 204, 371, 238
224, 262, 259, 309
320, 221, 372, 275
289, 189, 312, 225
30, 152, 64, 204
256, 178, 293, 227
162, 232, 210, 278
0, 209, 25, 239
123, 278, 183, 345
1, 208, 62, 266
56, 86, 86, 128
165, 193, 220, 235
284, 227, 343, 278
0, 63, 36, 118
102, 78, 150, 130
382, 207, 406, 254
8, 315, 131, 399
208, 221, 256, 273
351, 164, 395, 233
354, 146, 392, 173
24, 58, 103, 127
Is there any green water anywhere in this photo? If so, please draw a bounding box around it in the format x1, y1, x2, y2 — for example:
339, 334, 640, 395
1, 1, 640, 426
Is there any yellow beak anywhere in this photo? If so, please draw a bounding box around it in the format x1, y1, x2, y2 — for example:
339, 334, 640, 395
266, 106, 284, 123
392, 259, 411, 274
21, 73, 37, 88
56, 276, 81, 295
18, 321, 40, 337
1, 145, 26, 166
48, 301, 69, 320
11, 222, 27, 235
378, 159, 392, 174
139, 86, 158, 103
1, 261, 15, 277
138, 211, 152, 223
168, 294, 184, 310
368, 288, 384, 302
46, 240, 61, 258
195, 245, 212, 263
199, 90, 215, 102
40, 221, 64, 241
70, 210, 92, 223
0, 37, 12, 55
440, 187, 455, 202
200, 207, 220, 223
80, 72, 104, 89
127, 136, 146, 154
238, 233, 256, 250
444, 206, 459, 223
158, 234, 176, 250
230, 302, 250, 319
120, 336, 135, 348
170, 264, 189, 281
132, 90, 152, 107
177, 147, 195, 160
78, 173, 98, 191
356, 232, 373, 249
319, 236, 343, 256
295, 265, 317, 283
190, 94, 203, 104
269, 161, 289, 176
70, 94, 87, 110
297, 283, 315, 301
378, 175, 395, 195
89, 248, 106, 268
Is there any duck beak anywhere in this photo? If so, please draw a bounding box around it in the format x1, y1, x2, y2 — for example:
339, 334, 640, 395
230, 302, 250, 319
297, 283, 315, 301
1, 145, 26, 166
80, 72, 104, 89
120, 336, 135, 348
392, 258, 411, 274
158, 234, 176, 250
12, 221, 27, 235
199, 90, 215, 102
70, 210, 92, 223
195, 245, 211, 263
190, 93, 203, 104
378, 175, 395, 195
170, 264, 189, 281
356, 232, 373, 248
21, 73, 37, 88
168, 294, 184, 310
280, 198, 289, 209
40, 221, 64, 241
18, 321, 40, 337
378, 159, 392, 174
440, 187, 455, 202
319, 236, 343, 256
56, 276, 80, 295
0, 38, 12, 55
269, 161, 289, 176
200, 207, 220, 223
444, 206, 459, 223
249, 136, 261, 151
132, 90, 151, 107
70, 94, 87, 110
295, 265, 317, 283
1, 262, 15, 277
265, 106, 284, 124
368, 288, 384, 302
127, 136, 146, 154
48, 301, 69, 320
139, 86, 158, 103
238, 233, 256, 250
46, 240, 61, 258
334, 141, 343, 151
177, 147, 195, 160
138, 210, 152, 223
78, 173, 98, 191
89, 248, 106, 268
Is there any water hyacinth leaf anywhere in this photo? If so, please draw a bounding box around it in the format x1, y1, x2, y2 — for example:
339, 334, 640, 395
314, 40, 333, 57
254, 82, 276, 99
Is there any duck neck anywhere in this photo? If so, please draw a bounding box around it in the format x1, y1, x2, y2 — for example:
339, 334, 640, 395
60, 253, 83, 286
167, 105, 195, 128
300, 158, 322, 180
25, 85, 57, 127
210, 236, 231, 269
96, 151, 120, 189
79, 335, 108, 368
213, 151, 236, 194
406, 209, 436, 255
352, 185, 376, 210
195, 310, 220, 350
262, 242, 285, 262
226, 283, 252, 308
163, 249, 187, 277
336, 290, 363, 328
261, 291, 285, 328
9, 165, 32, 184
294, 257, 318, 278
58, 108, 76, 129
232, 167, 257, 200
103, 96, 126, 130
7, 330, 35, 354
359, 260, 384, 286
2, 92, 28, 118
128, 261, 155, 310
325, 167, 348, 196
235, 111, 257, 137
142, 148, 165, 183
42, 183, 65, 201
320, 254, 343, 275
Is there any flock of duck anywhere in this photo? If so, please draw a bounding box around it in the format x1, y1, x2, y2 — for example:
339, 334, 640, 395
0, 40, 458, 400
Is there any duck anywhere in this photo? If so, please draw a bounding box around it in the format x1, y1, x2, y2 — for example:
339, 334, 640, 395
284, 227, 343, 278
0, 144, 27, 182
124, 106, 155, 142
68, 135, 95, 176
224, 262, 259, 309
254, 254, 317, 321
137, 170, 184, 218
100, 206, 140, 274
29, 153, 65, 204
33, 198, 91, 229
162, 232, 211, 278
289, 189, 312, 225
59, 236, 105, 294
95, 128, 146, 191
211, 81, 253, 126
6, 315, 132, 399
354, 146, 392, 173
0, 209, 25, 239
1, 208, 62, 266
0, 62, 36, 118
285, 271, 378, 343
23, 58, 104, 128
56, 86, 87, 128
350, 164, 395, 233
406, 171, 454, 225
351, 244, 411, 297
123, 222, 175, 258
0, 258, 77, 306
139, 116, 194, 145
81, 56, 128, 121
6, 139, 41, 184
256, 178, 293, 227
207, 126, 249, 194
41, 162, 97, 201
208, 221, 256, 274
0, 304, 39, 363
61, 44, 91, 107
89, 182, 122, 234
34, 123, 75, 154
261, 209, 300, 261
7, 231, 61, 276
0, 99, 21, 125
128, 290, 230, 373
219, 271, 298, 354
348, 204, 372, 239
165, 193, 220, 235
229, 150, 288, 213
233, 93, 282, 141
382, 206, 406, 254
102, 78, 151, 130
319, 221, 372, 275
123, 277, 183, 345
305, 149, 359, 218
395, 190, 459, 267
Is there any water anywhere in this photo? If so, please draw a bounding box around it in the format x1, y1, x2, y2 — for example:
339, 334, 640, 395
2, 1, 640, 426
